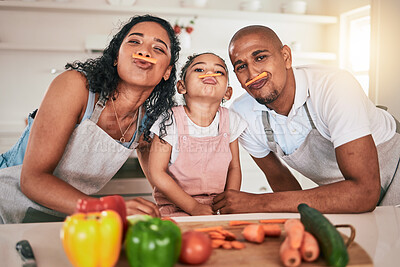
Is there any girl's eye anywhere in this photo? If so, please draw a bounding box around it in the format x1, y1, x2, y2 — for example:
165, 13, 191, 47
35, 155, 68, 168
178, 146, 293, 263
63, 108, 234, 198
216, 70, 225, 75
194, 68, 204, 72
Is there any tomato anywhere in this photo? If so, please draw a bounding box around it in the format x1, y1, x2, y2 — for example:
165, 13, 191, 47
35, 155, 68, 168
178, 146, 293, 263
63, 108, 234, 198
173, 25, 181, 34
185, 26, 194, 34
179, 231, 212, 265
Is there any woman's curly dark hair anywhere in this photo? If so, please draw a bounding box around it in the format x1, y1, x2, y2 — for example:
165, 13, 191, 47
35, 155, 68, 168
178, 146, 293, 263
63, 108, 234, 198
65, 14, 180, 142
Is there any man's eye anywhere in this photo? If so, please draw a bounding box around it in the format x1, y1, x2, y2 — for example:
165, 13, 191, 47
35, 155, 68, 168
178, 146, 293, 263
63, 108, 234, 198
236, 64, 246, 72
256, 55, 266, 61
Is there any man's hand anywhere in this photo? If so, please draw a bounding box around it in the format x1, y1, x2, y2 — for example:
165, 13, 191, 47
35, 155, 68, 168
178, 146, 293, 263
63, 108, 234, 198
212, 189, 260, 214
125, 197, 161, 217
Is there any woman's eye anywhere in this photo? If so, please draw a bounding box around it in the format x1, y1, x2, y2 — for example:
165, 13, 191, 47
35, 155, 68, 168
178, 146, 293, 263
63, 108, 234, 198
128, 39, 140, 44
216, 70, 225, 75
194, 68, 204, 72
154, 46, 165, 54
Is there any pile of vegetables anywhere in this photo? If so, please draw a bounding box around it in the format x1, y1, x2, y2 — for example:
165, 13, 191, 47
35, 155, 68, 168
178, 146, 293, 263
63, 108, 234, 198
60, 198, 351, 267
60, 195, 212, 267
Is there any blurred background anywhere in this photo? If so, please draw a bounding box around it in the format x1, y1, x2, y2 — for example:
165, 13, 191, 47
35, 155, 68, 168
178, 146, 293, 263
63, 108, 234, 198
0, 0, 398, 199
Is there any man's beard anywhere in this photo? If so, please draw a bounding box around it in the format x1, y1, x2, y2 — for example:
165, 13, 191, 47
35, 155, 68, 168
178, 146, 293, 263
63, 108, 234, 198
255, 90, 279, 105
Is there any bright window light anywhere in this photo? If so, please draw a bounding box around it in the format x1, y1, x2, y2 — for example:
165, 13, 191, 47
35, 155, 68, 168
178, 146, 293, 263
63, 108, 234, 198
340, 6, 371, 95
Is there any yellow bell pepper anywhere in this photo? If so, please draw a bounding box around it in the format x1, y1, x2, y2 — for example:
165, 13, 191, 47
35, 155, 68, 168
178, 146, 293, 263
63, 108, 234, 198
60, 210, 122, 267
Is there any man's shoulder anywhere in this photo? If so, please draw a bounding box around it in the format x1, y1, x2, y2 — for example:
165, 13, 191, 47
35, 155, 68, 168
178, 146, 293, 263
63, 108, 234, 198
295, 65, 354, 98
295, 64, 350, 81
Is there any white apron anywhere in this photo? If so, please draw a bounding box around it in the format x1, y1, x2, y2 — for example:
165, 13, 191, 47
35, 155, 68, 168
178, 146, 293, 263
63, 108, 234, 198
262, 101, 400, 206
0, 95, 141, 223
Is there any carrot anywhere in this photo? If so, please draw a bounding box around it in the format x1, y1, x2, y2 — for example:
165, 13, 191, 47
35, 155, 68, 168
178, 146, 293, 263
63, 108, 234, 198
198, 73, 222, 79
211, 239, 226, 248
300, 231, 320, 262
280, 237, 302, 267
222, 241, 233, 249
261, 224, 281, 237
131, 53, 157, 64
194, 226, 224, 232
259, 218, 288, 224
229, 220, 254, 226
208, 232, 226, 240
245, 72, 267, 87
284, 219, 305, 249
231, 241, 246, 249
242, 224, 264, 244
218, 229, 236, 240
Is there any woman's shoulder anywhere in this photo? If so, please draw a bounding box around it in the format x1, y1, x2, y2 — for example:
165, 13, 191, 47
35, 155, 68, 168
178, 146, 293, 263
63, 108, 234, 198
53, 70, 87, 88
49, 70, 89, 98
44, 70, 90, 117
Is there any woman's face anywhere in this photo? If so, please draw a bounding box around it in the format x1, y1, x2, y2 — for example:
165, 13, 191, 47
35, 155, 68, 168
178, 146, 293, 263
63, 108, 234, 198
117, 21, 172, 89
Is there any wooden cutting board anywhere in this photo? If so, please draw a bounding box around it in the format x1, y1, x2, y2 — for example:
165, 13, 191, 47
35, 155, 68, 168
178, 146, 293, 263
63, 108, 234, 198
117, 220, 373, 267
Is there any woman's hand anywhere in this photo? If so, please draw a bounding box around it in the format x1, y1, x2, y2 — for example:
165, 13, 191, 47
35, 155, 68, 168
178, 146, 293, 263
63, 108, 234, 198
125, 197, 161, 217
190, 203, 213, 216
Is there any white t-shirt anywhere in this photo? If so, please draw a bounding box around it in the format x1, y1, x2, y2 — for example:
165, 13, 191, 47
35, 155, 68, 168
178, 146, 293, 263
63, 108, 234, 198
231, 65, 397, 158
150, 107, 248, 164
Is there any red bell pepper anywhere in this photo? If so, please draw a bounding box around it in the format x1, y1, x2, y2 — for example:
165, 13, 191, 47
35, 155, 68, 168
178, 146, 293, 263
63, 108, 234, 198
76, 195, 128, 233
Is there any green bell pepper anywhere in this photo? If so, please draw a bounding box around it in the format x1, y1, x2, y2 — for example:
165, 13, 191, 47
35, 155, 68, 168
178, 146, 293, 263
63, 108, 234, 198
125, 217, 182, 267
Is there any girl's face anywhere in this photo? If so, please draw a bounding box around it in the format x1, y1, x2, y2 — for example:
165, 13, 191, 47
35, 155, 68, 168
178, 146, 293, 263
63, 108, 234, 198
117, 21, 172, 89
178, 54, 232, 103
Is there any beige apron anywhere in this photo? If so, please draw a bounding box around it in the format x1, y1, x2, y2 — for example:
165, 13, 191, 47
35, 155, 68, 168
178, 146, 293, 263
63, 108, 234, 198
0, 95, 141, 223
262, 101, 400, 206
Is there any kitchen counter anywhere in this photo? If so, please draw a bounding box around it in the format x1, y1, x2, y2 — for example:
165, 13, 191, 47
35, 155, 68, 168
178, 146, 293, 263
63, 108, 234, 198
0, 206, 399, 267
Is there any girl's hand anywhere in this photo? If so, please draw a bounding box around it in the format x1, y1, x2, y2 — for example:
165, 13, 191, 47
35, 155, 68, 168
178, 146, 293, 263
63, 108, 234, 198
125, 197, 161, 217
190, 203, 213, 216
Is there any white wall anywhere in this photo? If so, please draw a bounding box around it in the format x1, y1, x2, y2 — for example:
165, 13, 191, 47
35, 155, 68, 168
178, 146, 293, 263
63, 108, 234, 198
369, 0, 400, 119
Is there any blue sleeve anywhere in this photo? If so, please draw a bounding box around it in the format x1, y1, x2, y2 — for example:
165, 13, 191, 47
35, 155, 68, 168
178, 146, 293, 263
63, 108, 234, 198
0, 113, 34, 169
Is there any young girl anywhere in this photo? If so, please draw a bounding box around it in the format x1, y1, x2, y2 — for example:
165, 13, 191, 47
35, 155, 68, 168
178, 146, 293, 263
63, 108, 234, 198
148, 52, 247, 216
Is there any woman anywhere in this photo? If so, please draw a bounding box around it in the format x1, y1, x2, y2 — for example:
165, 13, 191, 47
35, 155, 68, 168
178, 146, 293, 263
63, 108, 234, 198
0, 15, 180, 223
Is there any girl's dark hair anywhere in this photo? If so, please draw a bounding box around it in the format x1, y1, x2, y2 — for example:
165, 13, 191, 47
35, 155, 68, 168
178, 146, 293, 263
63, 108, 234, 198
65, 14, 180, 142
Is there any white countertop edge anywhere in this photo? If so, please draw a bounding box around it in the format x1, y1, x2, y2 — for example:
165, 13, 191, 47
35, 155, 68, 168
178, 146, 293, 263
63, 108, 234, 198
172, 212, 300, 223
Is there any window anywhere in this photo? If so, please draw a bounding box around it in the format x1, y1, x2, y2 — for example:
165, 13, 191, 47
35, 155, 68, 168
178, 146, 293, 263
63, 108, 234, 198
340, 6, 371, 95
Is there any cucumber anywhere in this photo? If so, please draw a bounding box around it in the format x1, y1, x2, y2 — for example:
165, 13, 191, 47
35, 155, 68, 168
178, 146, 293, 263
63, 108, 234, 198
297, 203, 349, 267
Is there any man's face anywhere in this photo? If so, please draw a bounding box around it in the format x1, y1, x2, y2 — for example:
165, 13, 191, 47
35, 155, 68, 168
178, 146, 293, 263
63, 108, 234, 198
229, 32, 291, 105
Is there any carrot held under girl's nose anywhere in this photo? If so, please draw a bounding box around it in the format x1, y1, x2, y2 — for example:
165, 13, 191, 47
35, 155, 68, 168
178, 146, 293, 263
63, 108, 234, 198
198, 73, 222, 79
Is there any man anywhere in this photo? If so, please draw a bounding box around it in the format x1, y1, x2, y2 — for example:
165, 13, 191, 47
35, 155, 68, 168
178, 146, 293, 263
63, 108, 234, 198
213, 25, 400, 214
